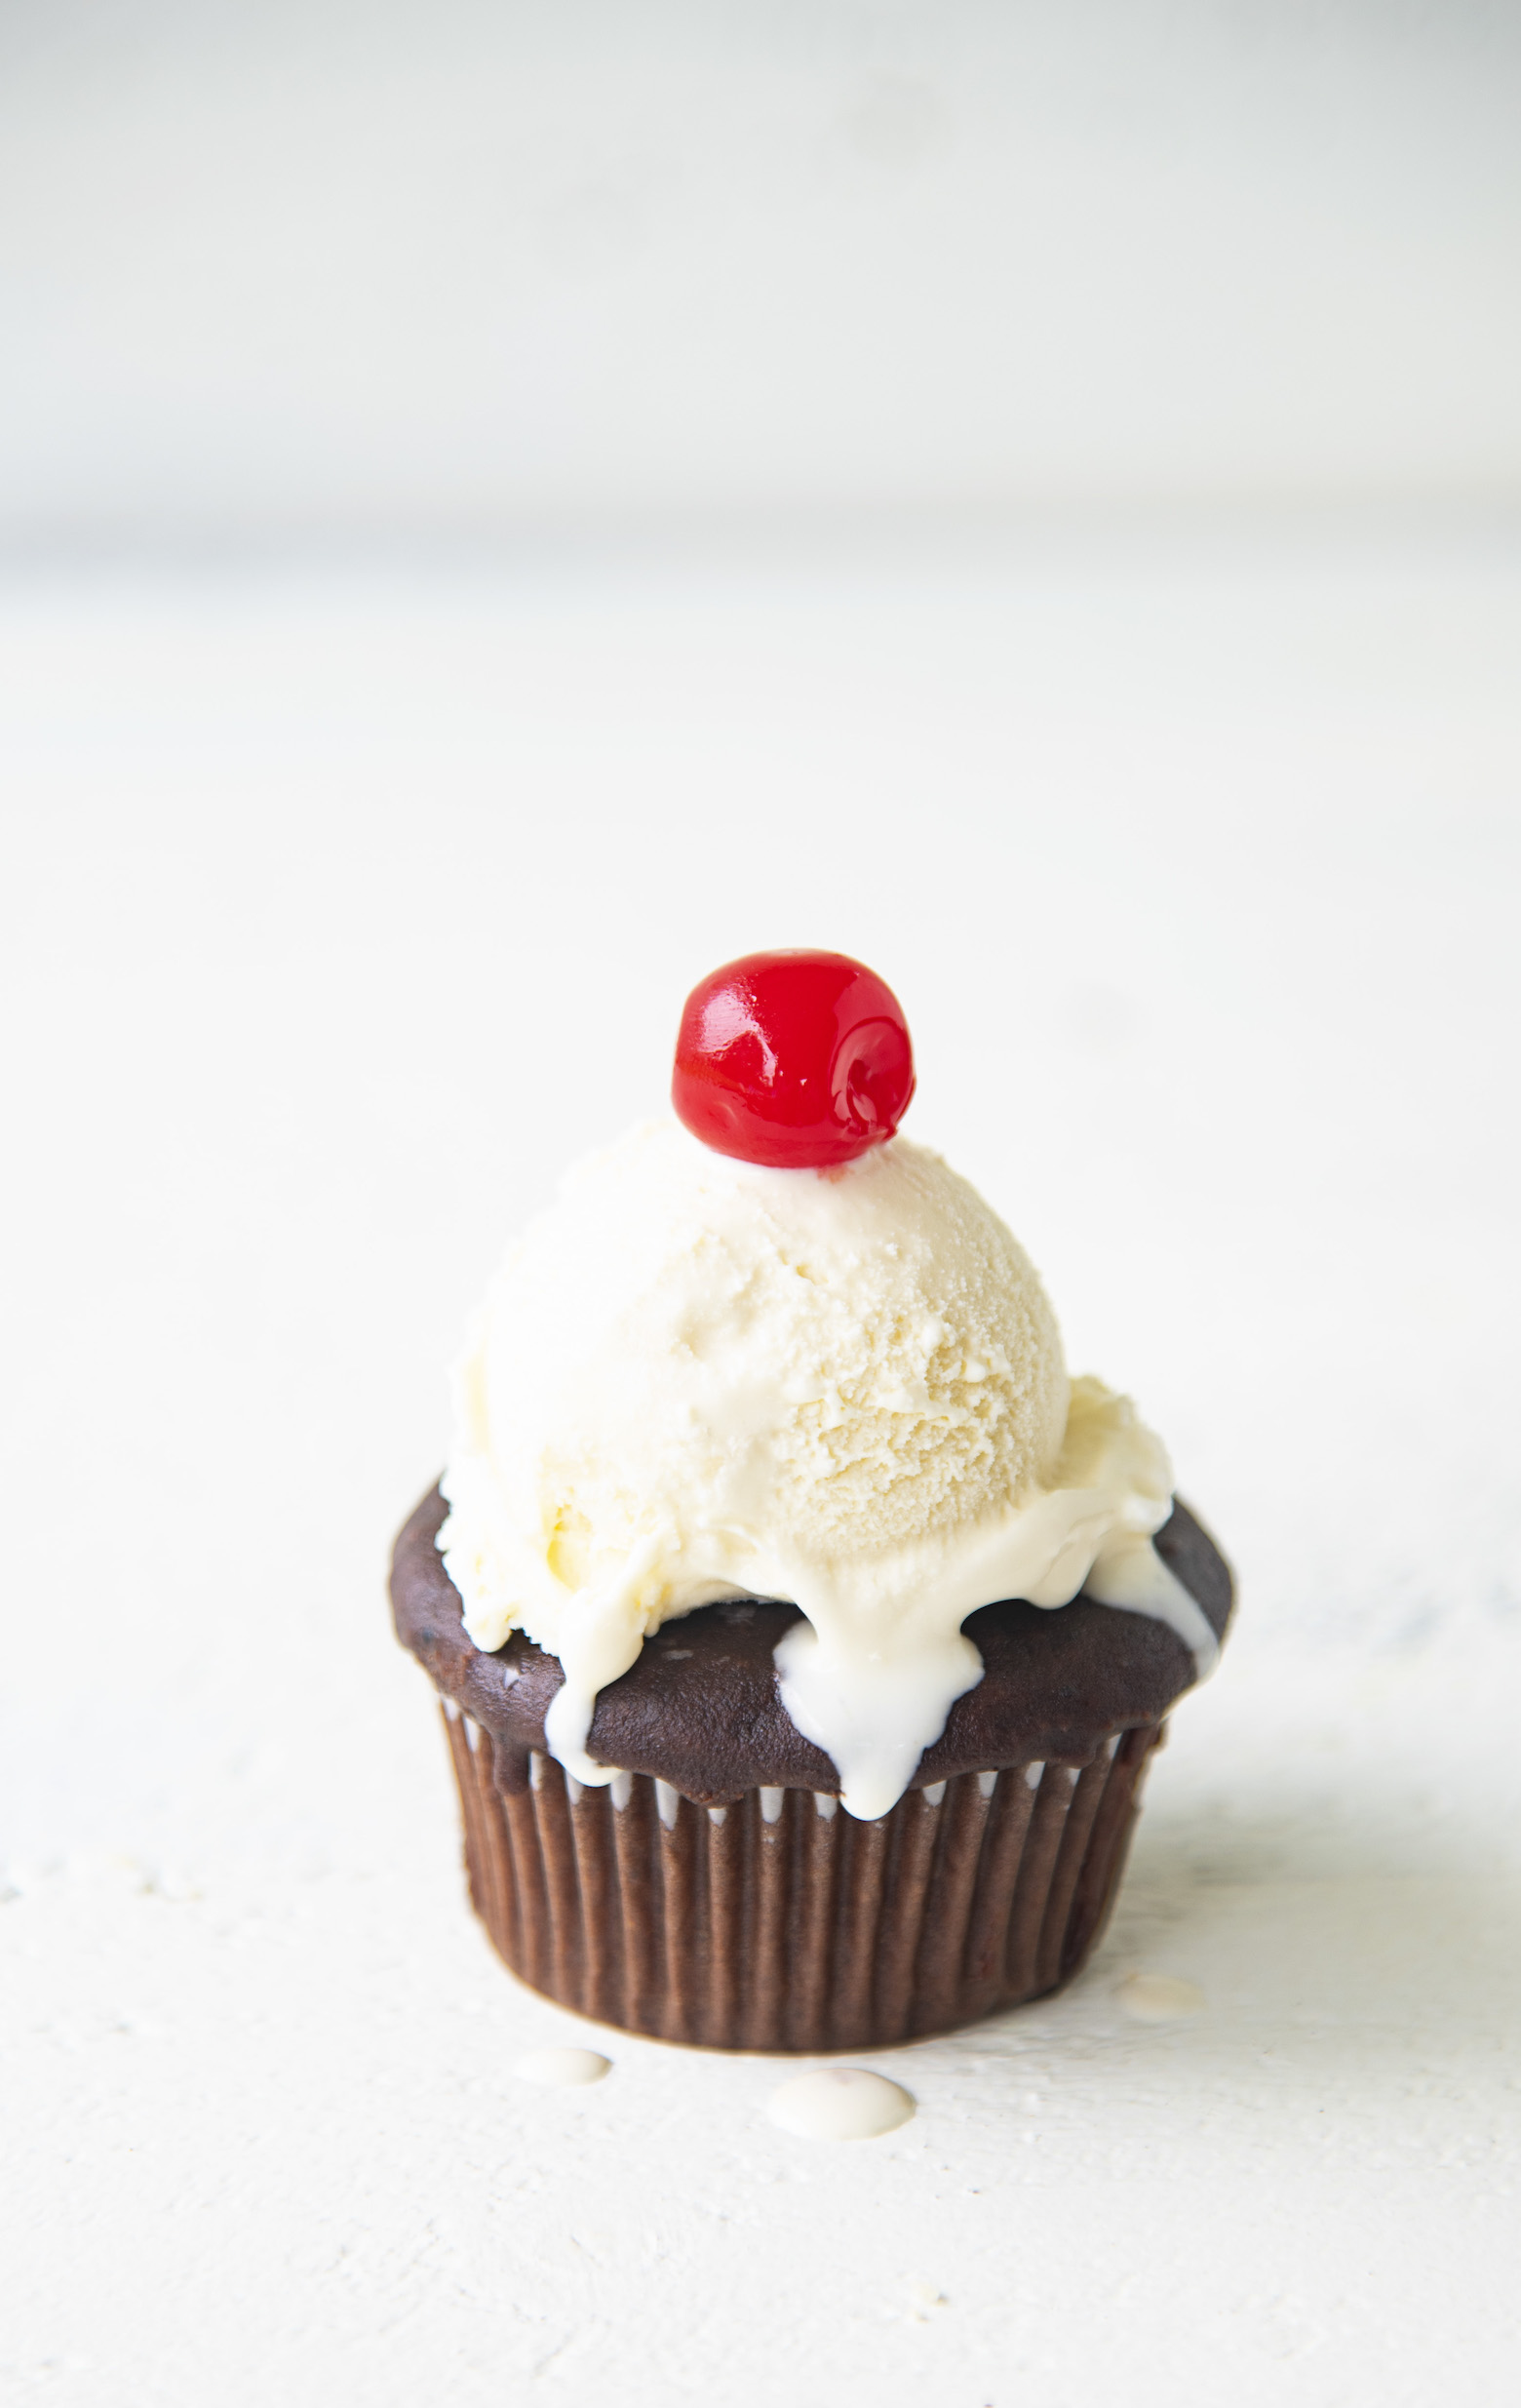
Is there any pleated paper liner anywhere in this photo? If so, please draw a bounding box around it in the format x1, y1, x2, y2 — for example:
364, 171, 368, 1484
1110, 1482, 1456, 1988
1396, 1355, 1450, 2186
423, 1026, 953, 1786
440, 1701, 1163, 2051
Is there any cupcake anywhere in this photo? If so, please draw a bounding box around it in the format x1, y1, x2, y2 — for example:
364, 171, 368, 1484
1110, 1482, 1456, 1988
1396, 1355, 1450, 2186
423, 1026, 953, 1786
390, 950, 1231, 2050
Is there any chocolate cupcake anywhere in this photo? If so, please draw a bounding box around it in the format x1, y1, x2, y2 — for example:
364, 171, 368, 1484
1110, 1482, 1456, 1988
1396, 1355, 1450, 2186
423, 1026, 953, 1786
391, 950, 1233, 2051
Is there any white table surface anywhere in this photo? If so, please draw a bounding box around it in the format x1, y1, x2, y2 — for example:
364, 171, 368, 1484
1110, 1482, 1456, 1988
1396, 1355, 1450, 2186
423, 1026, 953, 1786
4, 521, 1519, 2404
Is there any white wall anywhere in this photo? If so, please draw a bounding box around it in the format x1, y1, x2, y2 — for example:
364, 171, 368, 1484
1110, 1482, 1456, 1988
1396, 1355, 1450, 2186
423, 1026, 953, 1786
1, 0, 1519, 536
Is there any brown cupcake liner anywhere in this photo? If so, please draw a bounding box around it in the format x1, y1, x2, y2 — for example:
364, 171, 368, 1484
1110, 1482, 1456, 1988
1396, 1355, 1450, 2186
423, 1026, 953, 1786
440, 1703, 1163, 2051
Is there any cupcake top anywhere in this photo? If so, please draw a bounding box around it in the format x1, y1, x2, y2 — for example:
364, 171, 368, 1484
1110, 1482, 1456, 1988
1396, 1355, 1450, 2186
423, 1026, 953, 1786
436, 950, 1216, 1819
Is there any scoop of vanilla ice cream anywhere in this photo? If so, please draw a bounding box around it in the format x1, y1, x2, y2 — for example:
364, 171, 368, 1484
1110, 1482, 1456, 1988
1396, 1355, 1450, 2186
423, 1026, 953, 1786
440, 1120, 1213, 1817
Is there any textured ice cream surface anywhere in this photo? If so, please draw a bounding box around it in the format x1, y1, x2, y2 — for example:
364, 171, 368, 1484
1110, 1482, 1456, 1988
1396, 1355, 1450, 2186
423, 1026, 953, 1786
440, 1120, 1213, 1817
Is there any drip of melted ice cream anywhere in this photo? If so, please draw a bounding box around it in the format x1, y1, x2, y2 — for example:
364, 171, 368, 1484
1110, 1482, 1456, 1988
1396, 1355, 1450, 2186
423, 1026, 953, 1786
440, 1120, 1214, 1820
767, 2068, 915, 2141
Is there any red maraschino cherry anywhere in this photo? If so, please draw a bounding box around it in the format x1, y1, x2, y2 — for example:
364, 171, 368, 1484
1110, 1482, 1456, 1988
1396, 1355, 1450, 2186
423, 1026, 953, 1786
673, 950, 916, 1169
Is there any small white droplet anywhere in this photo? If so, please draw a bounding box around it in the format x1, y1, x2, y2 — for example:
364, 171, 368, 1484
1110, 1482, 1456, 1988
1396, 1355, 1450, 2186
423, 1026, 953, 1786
515, 2047, 612, 2088
655, 1780, 681, 1829
977, 1769, 997, 1799
921, 1781, 947, 1807
760, 1786, 785, 1824
609, 1770, 633, 1811
1118, 1973, 1205, 2023
813, 1793, 838, 1821
767, 2067, 916, 2142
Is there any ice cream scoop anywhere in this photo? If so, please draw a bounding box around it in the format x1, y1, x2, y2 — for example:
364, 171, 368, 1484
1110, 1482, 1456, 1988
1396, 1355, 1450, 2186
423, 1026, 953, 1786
438, 1118, 1213, 1819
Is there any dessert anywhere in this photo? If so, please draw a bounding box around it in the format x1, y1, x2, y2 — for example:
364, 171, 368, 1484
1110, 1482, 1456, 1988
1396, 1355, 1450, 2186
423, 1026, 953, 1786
391, 949, 1232, 2050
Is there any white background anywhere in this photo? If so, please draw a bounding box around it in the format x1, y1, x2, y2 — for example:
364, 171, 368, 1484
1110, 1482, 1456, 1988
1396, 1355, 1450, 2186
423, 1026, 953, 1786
2, 0, 1520, 532
3, 4, 1521, 2403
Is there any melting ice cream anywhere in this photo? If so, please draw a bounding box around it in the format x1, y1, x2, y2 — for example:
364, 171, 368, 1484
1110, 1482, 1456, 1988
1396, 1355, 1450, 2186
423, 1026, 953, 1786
439, 1119, 1214, 1819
